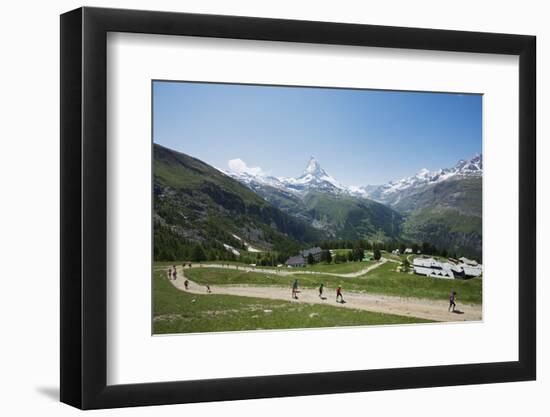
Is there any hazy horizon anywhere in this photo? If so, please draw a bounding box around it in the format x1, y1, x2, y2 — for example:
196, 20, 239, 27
153, 81, 482, 185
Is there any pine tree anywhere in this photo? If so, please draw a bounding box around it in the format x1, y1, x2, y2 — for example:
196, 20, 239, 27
192, 244, 207, 262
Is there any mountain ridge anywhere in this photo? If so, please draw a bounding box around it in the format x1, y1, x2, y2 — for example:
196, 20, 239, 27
224, 152, 482, 258
225, 154, 482, 204
153, 144, 325, 261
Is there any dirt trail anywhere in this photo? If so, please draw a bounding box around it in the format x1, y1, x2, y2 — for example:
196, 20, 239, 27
168, 266, 482, 323
188, 258, 387, 278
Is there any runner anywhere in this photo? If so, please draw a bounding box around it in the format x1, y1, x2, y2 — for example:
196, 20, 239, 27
172, 265, 177, 280
292, 279, 299, 299
449, 290, 457, 312
336, 286, 344, 303
184, 279, 189, 290
206, 284, 212, 294
167, 267, 172, 279
318, 283, 324, 299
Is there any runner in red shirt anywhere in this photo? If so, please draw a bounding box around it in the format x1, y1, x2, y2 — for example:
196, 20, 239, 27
336, 286, 344, 303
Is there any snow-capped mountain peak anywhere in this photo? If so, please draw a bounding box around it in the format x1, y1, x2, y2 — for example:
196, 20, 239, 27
280, 157, 345, 194
362, 154, 483, 204
225, 156, 345, 195
224, 153, 482, 203
303, 156, 325, 176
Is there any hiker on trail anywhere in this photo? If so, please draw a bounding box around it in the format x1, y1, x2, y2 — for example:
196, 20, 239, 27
449, 291, 457, 312
319, 283, 324, 299
172, 265, 177, 280
292, 279, 299, 299
206, 284, 212, 294
184, 279, 189, 290
336, 286, 344, 303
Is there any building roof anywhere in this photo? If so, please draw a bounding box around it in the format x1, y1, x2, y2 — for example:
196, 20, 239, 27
459, 257, 478, 266
444, 263, 464, 274
413, 266, 434, 276
414, 266, 454, 279
301, 247, 322, 257
285, 255, 305, 266
462, 265, 483, 277
412, 257, 441, 268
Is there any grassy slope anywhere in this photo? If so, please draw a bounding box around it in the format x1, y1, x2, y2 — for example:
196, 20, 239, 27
401, 208, 482, 259
394, 177, 482, 216
397, 177, 482, 259
303, 260, 375, 273
158, 258, 374, 274
153, 271, 432, 334
184, 262, 482, 304
359, 262, 482, 304
154, 144, 323, 259
303, 191, 403, 240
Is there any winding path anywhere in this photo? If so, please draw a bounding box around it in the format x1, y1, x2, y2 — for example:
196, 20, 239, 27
167, 266, 482, 323
190, 258, 387, 278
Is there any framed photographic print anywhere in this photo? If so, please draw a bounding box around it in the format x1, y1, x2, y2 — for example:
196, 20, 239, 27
60, 6, 536, 409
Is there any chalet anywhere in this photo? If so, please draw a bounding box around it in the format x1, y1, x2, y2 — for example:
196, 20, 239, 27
392, 249, 400, 255
413, 265, 454, 279
462, 264, 483, 278
412, 257, 454, 279
412, 257, 439, 268
404, 248, 413, 254
285, 255, 306, 267
301, 247, 322, 262
412, 256, 482, 279
459, 257, 478, 266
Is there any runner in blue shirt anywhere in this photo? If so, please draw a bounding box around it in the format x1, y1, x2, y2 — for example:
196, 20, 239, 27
449, 291, 457, 312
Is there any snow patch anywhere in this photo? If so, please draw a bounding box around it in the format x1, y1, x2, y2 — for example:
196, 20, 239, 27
223, 243, 240, 256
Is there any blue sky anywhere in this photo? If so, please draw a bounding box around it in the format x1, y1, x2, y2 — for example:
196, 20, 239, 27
153, 81, 482, 185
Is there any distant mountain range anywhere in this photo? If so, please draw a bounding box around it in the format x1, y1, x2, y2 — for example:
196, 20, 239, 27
226, 156, 404, 241
227, 156, 348, 195
226, 153, 482, 257
154, 144, 483, 261
226, 154, 482, 205
363, 154, 482, 206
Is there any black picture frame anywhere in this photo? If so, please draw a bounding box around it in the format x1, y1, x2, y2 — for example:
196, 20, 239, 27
60, 6, 536, 410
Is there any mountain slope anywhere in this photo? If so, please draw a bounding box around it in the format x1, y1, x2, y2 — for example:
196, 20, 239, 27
227, 157, 403, 241
302, 192, 403, 240
365, 154, 482, 206
225, 151, 482, 257
153, 144, 324, 261
394, 177, 482, 216
361, 155, 483, 258
401, 208, 482, 259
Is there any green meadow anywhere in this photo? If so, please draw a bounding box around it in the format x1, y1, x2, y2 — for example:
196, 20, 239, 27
163, 260, 482, 304
153, 270, 432, 334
